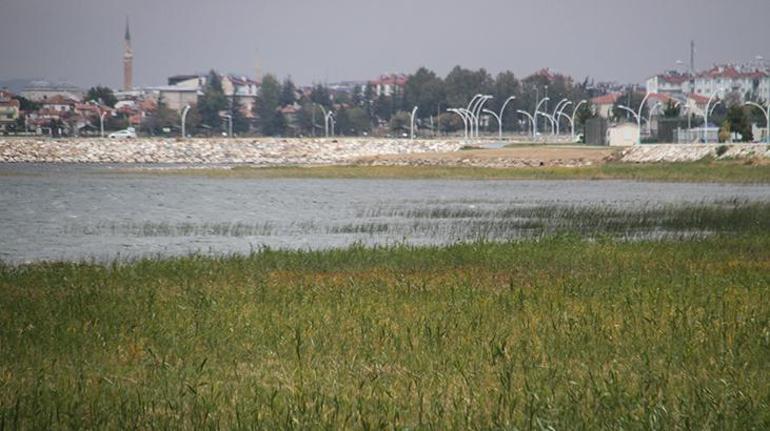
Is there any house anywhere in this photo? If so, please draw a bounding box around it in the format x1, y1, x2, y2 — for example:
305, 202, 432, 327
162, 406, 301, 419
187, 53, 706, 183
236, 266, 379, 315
0, 91, 21, 133
369, 74, 408, 97
646, 72, 692, 95
645, 62, 770, 103
591, 93, 621, 118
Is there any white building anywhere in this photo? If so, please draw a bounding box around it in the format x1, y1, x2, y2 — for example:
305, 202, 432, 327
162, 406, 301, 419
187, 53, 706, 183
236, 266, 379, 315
646, 62, 770, 102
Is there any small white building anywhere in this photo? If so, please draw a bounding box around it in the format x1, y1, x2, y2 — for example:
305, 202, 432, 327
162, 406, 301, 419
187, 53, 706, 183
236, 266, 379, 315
608, 123, 639, 147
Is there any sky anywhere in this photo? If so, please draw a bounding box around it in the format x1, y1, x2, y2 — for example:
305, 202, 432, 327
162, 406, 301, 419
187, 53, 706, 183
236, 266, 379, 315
1, 0, 769, 89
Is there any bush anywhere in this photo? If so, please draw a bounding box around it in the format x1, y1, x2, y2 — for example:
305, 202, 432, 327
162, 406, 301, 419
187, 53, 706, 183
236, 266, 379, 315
715, 144, 729, 157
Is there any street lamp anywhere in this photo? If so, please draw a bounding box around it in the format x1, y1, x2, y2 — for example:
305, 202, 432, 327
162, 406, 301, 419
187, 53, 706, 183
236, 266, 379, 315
223, 114, 233, 137
482, 96, 516, 139
702, 90, 723, 143
517, 110, 536, 138
181, 105, 191, 138
410, 106, 418, 139
536, 111, 556, 135
469, 95, 492, 137
569, 100, 587, 140
98, 109, 107, 138
447, 108, 470, 139
646, 102, 662, 135
745, 100, 770, 144
616, 93, 652, 145
533, 96, 550, 137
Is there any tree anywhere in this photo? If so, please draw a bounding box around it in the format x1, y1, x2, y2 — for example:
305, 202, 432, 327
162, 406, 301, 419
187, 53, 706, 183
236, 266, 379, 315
662, 100, 681, 118
254, 74, 285, 136
228, 96, 250, 135
490, 71, 520, 131
13, 95, 40, 112
336, 107, 370, 135
444, 66, 493, 107
197, 70, 228, 132
280, 78, 297, 106
404, 67, 445, 120
86, 86, 117, 107
612, 90, 647, 122
389, 111, 411, 135
724, 105, 753, 142
310, 85, 332, 108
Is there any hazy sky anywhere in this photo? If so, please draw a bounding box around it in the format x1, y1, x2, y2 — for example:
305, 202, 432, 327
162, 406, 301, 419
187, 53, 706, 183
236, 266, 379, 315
1, 0, 769, 89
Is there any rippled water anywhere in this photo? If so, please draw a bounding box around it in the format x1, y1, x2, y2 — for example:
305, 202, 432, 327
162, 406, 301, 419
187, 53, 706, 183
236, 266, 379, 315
1, 164, 769, 264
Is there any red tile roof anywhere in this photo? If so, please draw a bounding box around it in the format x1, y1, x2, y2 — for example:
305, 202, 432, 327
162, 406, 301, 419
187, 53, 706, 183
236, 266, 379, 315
591, 93, 621, 105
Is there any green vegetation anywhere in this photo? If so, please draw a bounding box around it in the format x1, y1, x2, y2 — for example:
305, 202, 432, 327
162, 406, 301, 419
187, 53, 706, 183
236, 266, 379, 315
140, 159, 770, 183
1, 230, 769, 428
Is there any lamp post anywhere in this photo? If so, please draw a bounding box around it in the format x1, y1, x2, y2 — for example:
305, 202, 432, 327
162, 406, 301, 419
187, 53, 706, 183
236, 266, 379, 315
551, 98, 569, 134
517, 110, 536, 138
536, 111, 556, 135
533, 96, 550, 138
702, 91, 722, 143
470, 95, 492, 137
482, 109, 502, 139
647, 102, 662, 135
569, 100, 587, 140
98, 110, 107, 138
448, 108, 469, 139
223, 114, 233, 137
410, 106, 418, 139
745, 100, 770, 144
483, 96, 516, 139
553, 100, 572, 136
181, 105, 191, 138
617, 93, 651, 145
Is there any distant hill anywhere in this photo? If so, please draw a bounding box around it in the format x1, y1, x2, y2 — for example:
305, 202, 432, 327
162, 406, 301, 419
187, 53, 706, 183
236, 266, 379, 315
0, 79, 36, 94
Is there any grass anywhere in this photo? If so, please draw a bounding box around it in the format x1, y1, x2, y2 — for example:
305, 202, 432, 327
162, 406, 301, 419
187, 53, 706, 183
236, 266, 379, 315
1, 232, 769, 428
130, 159, 770, 183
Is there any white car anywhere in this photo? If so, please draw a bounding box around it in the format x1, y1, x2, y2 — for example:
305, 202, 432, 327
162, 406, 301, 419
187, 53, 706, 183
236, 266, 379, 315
108, 128, 137, 139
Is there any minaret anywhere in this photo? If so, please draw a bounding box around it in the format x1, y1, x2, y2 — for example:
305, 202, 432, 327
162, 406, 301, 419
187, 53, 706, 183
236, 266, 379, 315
123, 18, 133, 91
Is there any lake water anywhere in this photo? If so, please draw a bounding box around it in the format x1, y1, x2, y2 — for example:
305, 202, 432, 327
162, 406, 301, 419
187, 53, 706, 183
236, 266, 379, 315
2, 164, 769, 264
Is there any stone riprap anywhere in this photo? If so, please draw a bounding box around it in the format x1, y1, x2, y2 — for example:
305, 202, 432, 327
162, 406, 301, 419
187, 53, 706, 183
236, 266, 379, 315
0, 137, 465, 164
617, 143, 770, 163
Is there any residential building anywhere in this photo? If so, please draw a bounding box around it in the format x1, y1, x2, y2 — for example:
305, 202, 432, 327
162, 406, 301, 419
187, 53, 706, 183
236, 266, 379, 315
646, 61, 770, 102
0, 91, 21, 133
369, 74, 408, 97
591, 93, 621, 118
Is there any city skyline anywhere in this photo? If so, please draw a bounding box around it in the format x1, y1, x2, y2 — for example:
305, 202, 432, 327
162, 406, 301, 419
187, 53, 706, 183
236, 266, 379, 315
1, 0, 769, 89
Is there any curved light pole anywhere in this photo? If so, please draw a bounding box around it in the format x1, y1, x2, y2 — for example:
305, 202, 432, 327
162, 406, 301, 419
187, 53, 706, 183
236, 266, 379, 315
316, 104, 330, 137
551, 98, 569, 134
410, 106, 418, 139
533, 97, 550, 137
569, 100, 587, 140
617, 93, 652, 145
181, 105, 191, 138
98, 110, 107, 138
484, 96, 516, 139
537, 111, 556, 135
329, 113, 336, 137
223, 114, 233, 137
702, 90, 722, 143
482, 109, 502, 139
448, 108, 470, 139
646, 102, 662, 135
471, 95, 493, 137
745, 101, 770, 144
517, 110, 536, 138
554, 100, 572, 136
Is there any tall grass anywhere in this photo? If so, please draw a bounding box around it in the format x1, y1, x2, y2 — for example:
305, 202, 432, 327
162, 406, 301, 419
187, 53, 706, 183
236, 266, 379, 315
1, 235, 769, 428
136, 159, 770, 183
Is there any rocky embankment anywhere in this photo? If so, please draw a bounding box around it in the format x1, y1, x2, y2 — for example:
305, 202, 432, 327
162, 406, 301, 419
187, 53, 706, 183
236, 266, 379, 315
0, 137, 464, 164
616, 143, 770, 163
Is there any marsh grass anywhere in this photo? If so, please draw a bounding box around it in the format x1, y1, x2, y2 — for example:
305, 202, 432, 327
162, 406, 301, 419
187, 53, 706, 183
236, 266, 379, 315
137, 160, 770, 183
64, 221, 276, 237
1, 233, 770, 429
